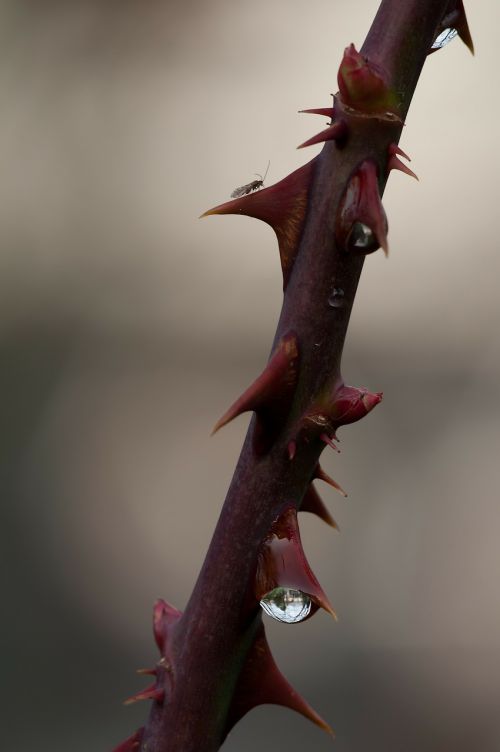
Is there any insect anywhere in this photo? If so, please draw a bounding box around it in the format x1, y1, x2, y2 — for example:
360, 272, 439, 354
231, 161, 270, 198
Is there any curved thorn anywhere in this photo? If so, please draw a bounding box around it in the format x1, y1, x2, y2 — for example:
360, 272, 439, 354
226, 625, 334, 737
336, 160, 389, 256
320, 433, 340, 453
111, 728, 144, 752
297, 120, 347, 150
255, 505, 337, 620
449, 1, 474, 55
299, 107, 335, 118
123, 685, 165, 706
302, 484, 340, 530
211, 333, 299, 436
201, 160, 316, 288
458, 19, 474, 55
136, 667, 157, 676
314, 463, 347, 497
388, 155, 418, 181
389, 143, 411, 161
287, 440, 297, 461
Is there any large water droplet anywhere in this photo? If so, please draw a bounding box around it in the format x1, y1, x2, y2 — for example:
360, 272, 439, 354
348, 221, 378, 252
328, 287, 344, 308
431, 28, 458, 50
260, 587, 312, 624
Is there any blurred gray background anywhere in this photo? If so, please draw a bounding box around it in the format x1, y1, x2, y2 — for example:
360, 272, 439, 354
1, 1, 499, 750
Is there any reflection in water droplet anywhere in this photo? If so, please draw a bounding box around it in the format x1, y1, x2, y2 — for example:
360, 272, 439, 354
431, 28, 458, 50
349, 221, 377, 251
260, 587, 312, 624
328, 287, 344, 308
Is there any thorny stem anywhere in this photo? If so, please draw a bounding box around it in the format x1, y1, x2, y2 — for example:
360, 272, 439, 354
141, 0, 450, 750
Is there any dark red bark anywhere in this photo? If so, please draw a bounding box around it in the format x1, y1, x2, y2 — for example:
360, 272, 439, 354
113, 1, 473, 750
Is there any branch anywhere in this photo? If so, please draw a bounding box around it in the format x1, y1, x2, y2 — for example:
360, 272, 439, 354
112, 1, 473, 750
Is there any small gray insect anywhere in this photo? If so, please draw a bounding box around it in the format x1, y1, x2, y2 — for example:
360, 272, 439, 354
231, 161, 270, 198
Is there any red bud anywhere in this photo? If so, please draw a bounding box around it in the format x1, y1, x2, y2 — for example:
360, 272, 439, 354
337, 44, 396, 114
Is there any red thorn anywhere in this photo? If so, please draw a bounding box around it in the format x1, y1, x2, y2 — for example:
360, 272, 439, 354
388, 155, 418, 181
212, 333, 299, 453
314, 463, 347, 497
136, 667, 157, 676
453, 0, 474, 55
336, 160, 388, 255
201, 159, 317, 287
226, 624, 333, 737
299, 107, 335, 118
320, 433, 340, 453
153, 598, 182, 655
255, 505, 337, 620
297, 120, 347, 150
389, 143, 411, 162
111, 728, 144, 752
123, 684, 165, 706
302, 484, 339, 530
433, 1, 474, 55
287, 440, 297, 461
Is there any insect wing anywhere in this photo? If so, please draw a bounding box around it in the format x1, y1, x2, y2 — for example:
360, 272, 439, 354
231, 180, 257, 198
231, 179, 265, 198
231, 182, 254, 198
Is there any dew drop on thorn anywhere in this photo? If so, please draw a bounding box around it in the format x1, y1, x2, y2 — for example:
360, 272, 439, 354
431, 28, 458, 50
349, 221, 377, 251
260, 587, 312, 624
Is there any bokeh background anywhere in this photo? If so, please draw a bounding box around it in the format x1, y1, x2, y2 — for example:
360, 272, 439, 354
1, 1, 499, 750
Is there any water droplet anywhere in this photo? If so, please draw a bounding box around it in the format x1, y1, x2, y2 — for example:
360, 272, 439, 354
260, 587, 312, 624
431, 28, 458, 50
328, 287, 344, 308
348, 221, 379, 252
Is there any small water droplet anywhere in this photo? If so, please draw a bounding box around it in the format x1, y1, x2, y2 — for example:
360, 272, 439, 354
431, 28, 458, 50
260, 587, 312, 624
348, 221, 379, 252
328, 287, 344, 308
